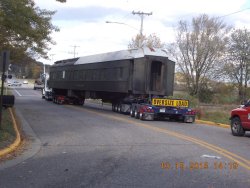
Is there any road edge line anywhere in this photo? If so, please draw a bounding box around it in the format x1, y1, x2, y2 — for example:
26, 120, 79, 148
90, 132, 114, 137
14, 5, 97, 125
0, 108, 21, 157
196, 119, 230, 128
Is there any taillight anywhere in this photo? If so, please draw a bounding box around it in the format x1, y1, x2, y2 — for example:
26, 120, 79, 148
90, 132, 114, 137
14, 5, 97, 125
186, 110, 196, 115
141, 106, 154, 113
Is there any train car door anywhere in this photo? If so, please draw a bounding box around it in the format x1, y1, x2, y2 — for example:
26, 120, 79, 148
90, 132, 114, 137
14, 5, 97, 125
150, 61, 163, 92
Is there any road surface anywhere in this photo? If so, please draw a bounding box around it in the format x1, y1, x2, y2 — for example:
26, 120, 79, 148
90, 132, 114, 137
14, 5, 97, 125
0, 86, 249, 188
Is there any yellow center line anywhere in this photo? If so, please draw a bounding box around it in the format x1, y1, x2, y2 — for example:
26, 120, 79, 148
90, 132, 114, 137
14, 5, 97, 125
68, 105, 250, 171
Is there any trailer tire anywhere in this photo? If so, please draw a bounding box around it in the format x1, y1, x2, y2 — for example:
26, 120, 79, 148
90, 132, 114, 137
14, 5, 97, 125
139, 112, 144, 120
117, 104, 121, 113
130, 108, 135, 117
114, 104, 118, 112
134, 108, 139, 119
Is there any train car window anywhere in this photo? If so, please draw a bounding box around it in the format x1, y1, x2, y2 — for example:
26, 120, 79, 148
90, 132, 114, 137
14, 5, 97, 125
52, 72, 56, 80
93, 70, 98, 81
86, 70, 91, 81
78, 70, 83, 80
65, 70, 70, 80
119, 67, 123, 79
73, 70, 78, 80
102, 69, 107, 80
100, 69, 104, 80
62, 71, 65, 79
70, 71, 73, 80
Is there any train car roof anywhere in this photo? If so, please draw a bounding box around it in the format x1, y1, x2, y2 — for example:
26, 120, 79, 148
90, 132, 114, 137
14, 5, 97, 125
53, 48, 169, 66
74, 48, 168, 65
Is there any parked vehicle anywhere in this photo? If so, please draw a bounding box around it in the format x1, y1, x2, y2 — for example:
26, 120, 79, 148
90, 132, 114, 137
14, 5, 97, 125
23, 80, 28, 84
45, 48, 196, 122
8, 80, 22, 86
7, 80, 12, 86
230, 101, 250, 136
34, 79, 44, 90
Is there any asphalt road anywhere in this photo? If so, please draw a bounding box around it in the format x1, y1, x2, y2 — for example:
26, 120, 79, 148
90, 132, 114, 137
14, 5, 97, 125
0, 86, 249, 188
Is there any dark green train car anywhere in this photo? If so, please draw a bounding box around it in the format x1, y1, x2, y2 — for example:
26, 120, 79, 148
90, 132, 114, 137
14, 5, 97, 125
48, 48, 175, 103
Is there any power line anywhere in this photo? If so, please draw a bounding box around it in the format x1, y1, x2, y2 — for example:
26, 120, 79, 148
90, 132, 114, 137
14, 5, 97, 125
218, 7, 250, 18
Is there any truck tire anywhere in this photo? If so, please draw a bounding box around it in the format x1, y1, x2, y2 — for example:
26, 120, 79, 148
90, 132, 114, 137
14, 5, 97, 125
134, 107, 139, 119
231, 117, 245, 136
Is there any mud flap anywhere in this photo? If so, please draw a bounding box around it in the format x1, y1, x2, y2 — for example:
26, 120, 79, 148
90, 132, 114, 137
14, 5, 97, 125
184, 115, 195, 123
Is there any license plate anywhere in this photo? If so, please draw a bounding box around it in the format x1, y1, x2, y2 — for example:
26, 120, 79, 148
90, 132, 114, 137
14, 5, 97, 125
160, 108, 165, 113
152, 98, 189, 108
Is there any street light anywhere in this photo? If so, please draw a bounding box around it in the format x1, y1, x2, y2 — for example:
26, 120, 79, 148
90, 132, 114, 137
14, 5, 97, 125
105, 20, 143, 47
105, 21, 139, 31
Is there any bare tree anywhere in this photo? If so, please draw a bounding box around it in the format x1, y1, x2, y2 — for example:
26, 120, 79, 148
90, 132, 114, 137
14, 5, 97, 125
167, 14, 231, 97
128, 33, 164, 49
223, 28, 250, 101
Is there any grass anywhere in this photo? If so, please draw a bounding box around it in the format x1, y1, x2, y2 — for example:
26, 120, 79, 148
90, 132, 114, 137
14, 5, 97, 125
196, 104, 238, 125
0, 108, 16, 150
199, 111, 231, 125
0, 85, 16, 150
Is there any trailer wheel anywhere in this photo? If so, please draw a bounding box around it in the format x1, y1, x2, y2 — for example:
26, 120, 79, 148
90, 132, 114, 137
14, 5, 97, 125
117, 104, 121, 113
231, 117, 245, 136
114, 104, 118, 112
139, 112, 144, 120
130, 108, 135, 117
134, 108, 139, 119
112, 104, 115, 112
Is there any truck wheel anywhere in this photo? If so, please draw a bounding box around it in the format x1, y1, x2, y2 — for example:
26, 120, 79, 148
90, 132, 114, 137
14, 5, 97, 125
231, 117, 245, 136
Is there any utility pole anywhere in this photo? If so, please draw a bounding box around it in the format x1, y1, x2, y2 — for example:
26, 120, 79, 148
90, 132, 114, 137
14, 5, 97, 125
50, 54, 55, 62
0, 51, 9, 129
70, 45, 80, 58
132, 11, 152, 47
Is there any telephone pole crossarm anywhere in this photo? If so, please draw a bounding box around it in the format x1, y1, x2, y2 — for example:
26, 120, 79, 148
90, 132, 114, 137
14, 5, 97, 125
132, 11, 152, 36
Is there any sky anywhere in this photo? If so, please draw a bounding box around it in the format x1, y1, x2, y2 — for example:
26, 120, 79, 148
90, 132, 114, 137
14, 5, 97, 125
34, 0, 250, 64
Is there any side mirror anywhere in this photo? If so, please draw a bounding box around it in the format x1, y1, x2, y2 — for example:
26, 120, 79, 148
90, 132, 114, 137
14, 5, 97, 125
244, 100, 250, 107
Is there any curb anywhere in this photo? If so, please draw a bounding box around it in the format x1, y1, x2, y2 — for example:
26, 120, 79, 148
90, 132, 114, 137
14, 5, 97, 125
0, 108, 21, 157
196, 119, 230, 128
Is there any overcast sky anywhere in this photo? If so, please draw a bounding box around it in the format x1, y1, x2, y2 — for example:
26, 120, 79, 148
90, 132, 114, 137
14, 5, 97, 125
34, 0, 250, 64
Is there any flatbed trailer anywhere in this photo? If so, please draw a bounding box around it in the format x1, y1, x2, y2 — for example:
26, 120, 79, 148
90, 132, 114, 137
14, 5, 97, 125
114, 97, 196, 123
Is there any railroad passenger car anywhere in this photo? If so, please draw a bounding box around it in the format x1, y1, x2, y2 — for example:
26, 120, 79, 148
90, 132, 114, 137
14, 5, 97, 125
48, 48, 175, 104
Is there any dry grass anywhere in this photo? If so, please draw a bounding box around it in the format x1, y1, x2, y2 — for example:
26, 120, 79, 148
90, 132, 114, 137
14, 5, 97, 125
196, 104, 239, 125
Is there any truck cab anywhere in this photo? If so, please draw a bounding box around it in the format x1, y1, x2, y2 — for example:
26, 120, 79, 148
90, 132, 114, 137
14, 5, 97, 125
230, 101, 250, 136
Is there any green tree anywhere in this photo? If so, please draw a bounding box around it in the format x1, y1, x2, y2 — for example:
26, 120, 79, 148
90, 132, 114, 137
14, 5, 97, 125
167, 14, 231, 98
0, 0, 59, 60
223, 28, 250, 101
128, 33, 165, 49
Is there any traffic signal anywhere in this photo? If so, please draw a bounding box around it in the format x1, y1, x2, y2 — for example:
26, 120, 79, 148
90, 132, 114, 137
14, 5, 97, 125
1, 74, 7, 81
